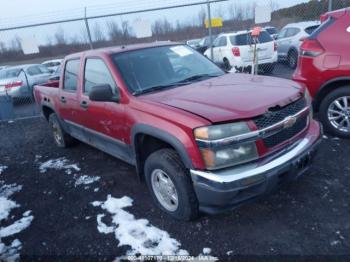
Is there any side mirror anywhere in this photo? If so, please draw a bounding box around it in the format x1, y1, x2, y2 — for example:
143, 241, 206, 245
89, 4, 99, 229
273, 35, 278, 40
89, 84, 119, 102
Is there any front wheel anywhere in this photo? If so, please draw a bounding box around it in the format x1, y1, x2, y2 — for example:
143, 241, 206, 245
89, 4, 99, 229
144, 149, 199, 221
319, 86, 350, 138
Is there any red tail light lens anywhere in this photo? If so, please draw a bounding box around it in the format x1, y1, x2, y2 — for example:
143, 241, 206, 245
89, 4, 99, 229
232, 47, 240, 57
300, 39, 324, 57
5, 81, 23, 89
274, 42, 277, 51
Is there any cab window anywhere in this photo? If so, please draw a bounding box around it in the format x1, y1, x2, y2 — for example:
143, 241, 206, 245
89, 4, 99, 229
63, 59, 80, 92
84, 58, 118, 96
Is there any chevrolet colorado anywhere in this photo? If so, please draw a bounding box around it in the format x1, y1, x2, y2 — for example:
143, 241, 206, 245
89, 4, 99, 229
34, 42, 322, 220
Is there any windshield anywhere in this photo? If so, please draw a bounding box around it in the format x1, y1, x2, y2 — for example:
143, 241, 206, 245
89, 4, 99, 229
0, 68, 21, 79
111, 45, 224, 95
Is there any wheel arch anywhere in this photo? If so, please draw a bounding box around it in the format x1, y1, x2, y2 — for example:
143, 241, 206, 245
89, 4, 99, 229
131, 124, 194, 180
314, 77, 350, 111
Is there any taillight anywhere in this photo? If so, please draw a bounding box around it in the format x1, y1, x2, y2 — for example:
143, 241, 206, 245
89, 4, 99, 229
300, 39, 324, 57
5, 81, 23, 89
274, 42, 277, 51
232, 47, 240, 57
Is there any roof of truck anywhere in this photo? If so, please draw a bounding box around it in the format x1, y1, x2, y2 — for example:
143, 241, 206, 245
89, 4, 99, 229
65, 41, 179, 59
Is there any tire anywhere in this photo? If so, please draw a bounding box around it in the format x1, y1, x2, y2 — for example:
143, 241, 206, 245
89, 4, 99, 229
223, 58, 231, 71
287, 49, 298, 69
319, 86, 350, 138
48, 113, 75, 147
144, 148, 199, 221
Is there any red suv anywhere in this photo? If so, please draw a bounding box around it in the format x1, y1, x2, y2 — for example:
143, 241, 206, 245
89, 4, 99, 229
293, 8, 350, 138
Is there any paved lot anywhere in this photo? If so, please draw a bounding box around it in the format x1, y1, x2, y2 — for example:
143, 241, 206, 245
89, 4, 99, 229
1, 117, 350, 260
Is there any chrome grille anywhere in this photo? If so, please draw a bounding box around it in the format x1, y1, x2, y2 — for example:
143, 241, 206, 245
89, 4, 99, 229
253, 98, 308, 148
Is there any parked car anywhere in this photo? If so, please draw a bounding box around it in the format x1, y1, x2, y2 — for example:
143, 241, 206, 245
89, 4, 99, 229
276, 21, 320, 69
186, 39, 201, 49
34, 42, 321, 220
42, 59, 62, 73
195, 35, 218, 54
204, 30, 278, 73
0, 64, 52, 99
293, 8, 350, 138
264, 26, 278, 39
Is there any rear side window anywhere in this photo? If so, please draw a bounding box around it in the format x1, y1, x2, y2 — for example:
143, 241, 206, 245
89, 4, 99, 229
84, 58, 117, 95
63, 59, 80, 92
305, 25, 319, 35
266, 28, 277, 35
285, 28, 300, 37
26, 65, 50, 76
230, 31, 272, 46
309, 18, 334, 40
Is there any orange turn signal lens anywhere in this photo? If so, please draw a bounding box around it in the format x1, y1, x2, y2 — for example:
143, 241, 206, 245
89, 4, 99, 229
200, 148, 215, 168
194, 127, 209, 140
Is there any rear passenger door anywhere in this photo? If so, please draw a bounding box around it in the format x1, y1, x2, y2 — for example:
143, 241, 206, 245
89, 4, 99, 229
58, 59, 85, 138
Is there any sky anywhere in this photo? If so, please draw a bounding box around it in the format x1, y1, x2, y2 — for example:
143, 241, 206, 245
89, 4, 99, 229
0, 0, 310, 47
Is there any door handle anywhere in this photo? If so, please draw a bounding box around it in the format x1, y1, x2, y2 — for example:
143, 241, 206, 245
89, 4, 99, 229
80, 100, 89, 109
60, 96, 66, 103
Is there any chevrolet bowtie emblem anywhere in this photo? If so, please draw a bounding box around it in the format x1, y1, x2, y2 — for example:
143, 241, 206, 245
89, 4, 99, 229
284, 116, 297, 129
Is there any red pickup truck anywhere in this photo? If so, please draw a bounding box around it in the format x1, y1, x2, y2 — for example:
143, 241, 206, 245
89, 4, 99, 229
34, 42, 322, 220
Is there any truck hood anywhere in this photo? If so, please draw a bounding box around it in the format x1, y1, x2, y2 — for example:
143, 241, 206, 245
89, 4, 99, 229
142, 73, 304, 123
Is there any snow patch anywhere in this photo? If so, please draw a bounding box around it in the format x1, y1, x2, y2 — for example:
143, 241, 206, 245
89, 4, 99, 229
39, 157, 80, 174
0, 166, 7, 175
92, 195, 188, 256
74, 175, 100, 187
0, 181, 33, 261
203, 248, 212, 255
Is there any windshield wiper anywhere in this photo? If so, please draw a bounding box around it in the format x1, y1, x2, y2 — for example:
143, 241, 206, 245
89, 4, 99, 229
132, 74, 222, 96
176, 74, 221, 84
132, 82, 190, 96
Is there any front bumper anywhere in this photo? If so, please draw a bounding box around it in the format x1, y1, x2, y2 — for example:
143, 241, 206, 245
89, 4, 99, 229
190, 120, 322, 214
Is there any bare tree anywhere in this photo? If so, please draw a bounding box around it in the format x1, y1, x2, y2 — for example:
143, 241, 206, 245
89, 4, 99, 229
10, 36, 21, 51
107, 20, 122, 42
54, 27, 66, 45
198, 7, 206, 26
93, 22, 105, 42
0, 42, 7, 53
269, 0, 279, 11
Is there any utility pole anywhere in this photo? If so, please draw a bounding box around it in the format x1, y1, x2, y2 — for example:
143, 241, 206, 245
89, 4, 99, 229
328, 0, 333, 11
206, 0, 213, 60
84, 7, 94, 49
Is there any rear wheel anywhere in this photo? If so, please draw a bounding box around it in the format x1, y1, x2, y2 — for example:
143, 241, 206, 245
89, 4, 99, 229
287, 49, 298, 69
48, 113, 75, 147
319, 86, 350, 138
223, 58, 231, 71
144, 149, 199, 221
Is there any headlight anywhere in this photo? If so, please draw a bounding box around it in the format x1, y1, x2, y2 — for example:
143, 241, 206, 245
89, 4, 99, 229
194, 122, 259, 170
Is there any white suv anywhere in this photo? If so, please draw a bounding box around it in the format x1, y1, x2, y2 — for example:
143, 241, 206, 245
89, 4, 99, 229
276, 21, 320, 69
204, 30, 278, 73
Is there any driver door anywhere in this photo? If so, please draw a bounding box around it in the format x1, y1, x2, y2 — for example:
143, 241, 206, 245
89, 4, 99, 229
79, 57, 130, 162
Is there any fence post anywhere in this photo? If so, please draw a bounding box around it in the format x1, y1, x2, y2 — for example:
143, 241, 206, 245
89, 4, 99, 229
206, 0, 214, 60
328, 0, 333, 11
84, 7, 94, 49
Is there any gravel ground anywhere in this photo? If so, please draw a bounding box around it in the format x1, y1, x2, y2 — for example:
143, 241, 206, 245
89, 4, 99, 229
1, 117, 350, 261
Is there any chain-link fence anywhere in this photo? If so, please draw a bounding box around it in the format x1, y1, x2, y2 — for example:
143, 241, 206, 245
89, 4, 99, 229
0, 0, 349, 120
